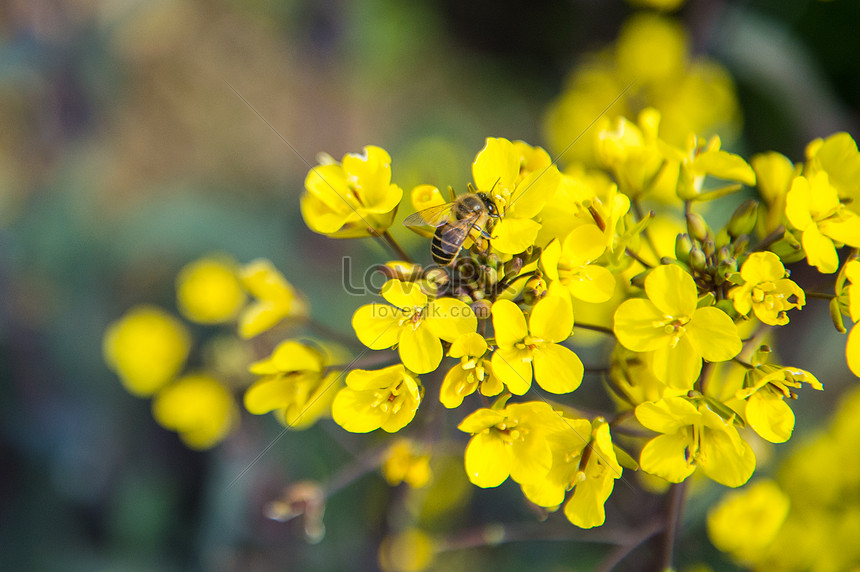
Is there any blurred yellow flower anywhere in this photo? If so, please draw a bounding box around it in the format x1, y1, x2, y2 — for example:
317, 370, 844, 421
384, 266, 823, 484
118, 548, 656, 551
152, 373, 239, 449
382, 438, 433, 488
238, 259, 308, 339
244, 339, 340, 429
707, 479, 790, 565
378, 528, 436, 572
176, 254, 246, 324
544, 13, 740, 166
301, 146, 403, 238
103, 305, 191, 397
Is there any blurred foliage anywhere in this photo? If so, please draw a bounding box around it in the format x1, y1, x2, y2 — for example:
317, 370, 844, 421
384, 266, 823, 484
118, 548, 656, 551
1, 0, 858, 571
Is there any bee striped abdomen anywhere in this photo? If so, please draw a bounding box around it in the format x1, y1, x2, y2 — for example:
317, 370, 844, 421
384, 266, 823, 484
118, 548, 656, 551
431, 225, 468, 265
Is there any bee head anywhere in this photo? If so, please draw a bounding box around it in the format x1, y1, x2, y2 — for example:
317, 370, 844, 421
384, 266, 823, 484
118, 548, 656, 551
477, 192, 500, 218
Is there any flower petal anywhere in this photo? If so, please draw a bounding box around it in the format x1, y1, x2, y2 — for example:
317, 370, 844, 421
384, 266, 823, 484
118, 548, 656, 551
398, 325, 443, 374
613, 299, 669, 352
492, 300, 528, 348
687, 306, 743, 362
532, 344, 583, 394
645, 264, 697, 317
491, 348, 533, 395
465, 432, 511, 488
352, 304, 403, 350
640, 433, 696, 483
530, 294, 573, 343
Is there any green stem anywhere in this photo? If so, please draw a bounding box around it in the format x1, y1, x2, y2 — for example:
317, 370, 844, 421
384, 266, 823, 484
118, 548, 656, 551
805, 291, 835, 300
576, 322, 615, 336
377, 230, 414, 263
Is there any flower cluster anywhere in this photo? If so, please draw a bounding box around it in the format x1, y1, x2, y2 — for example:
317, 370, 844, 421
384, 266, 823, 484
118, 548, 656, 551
102, 10, 860, 565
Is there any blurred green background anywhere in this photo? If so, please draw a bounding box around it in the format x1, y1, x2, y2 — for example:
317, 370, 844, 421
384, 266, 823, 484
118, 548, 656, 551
2, 0, 858, 570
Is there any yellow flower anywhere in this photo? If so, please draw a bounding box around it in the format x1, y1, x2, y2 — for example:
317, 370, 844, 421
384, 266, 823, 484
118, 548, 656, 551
458, 401, 557, 488
471, 137, 561, 253
543, 14, 740, 166
636, 396, 755, 487
490, 295, 584, 395
103, 305, 191, 397
520, 418, 623, 529
301, 146, 403, 238
175, 255, 246, 324
594, 110, 667, 199
378, 528, 436, 572
352, 280, 476, 374
439, 332, 502, 409
673, 133, 756, 200
238, 259, 308, 339
843, 259, 860, 377
751, 151, 796, 233
735, 346, 822, 444
728, 251, 805, 325
785, 171, 860, 273
331, 364, 421, 433
152, 373, 239, 449
707, 479, 790, 565
613, 264, 742, 389
382, 438, 432, 488
244, 340, 341, 429
541, 224, 617, 303
805, 132, 860, 216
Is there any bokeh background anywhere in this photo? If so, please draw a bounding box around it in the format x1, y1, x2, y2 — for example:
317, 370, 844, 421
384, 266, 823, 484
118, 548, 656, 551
2, 0, 859, 570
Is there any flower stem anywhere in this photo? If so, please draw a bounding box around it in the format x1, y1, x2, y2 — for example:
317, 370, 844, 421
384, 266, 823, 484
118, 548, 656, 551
376, 230, 414, 263
575, 322, 615, 336
805, 290, 835, 300
752, 225, 785, 252
660, 480, 687, 570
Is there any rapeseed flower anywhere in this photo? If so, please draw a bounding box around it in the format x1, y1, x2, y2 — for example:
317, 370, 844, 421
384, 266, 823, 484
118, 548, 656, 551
490, 295, 584, 395
729, 251, 805, 326
301, 146, 403, 238
352, 279, 476, 374
614, 264, 743, 389
331, 364, 421, 433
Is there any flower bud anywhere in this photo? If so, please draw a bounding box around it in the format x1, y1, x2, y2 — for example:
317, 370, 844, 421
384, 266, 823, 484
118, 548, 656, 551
690, 247, 707, 273
686, 212, 710, 243
830, 297, 847, 333
523, 276, 547, 305
727, 199, 759, 239
675, 233, 693, 263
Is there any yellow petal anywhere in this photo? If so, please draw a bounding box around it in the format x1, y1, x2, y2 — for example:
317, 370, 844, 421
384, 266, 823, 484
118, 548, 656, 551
506, 165, 560, 220
491, 347, 533, 395
425, 298, 477, 342
465, 432, 511, 488
562, 224, 606, 265
492, 299, 528, 348
331, 387, 388, 433
847, 325, 860, 378
491, 218, 542, 254
687, 306, 743, 362
398, 325, 443, 374
640, 433, 696, 483
801, 225, 838, 273
645, 264, 697, 317
565, 264, 616, 304
651, 340, 702, 389
529, 294, 573, 342
785, 176, 813, 230
532, 344, 583, 394
635, 396, 699, 433
352, 304, 403, 350
472, 137, 519, 193
381, 279, 428, 310
699, 427, 756, 487
745, 391, 794, 443
613, 298, 670, 352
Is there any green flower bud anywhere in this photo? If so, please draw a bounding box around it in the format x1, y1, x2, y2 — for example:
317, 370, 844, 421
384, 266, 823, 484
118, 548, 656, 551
690, 247, 707, 272
686, 212, 710, 243
675, 233, 693, 263
727, 199, 759, 239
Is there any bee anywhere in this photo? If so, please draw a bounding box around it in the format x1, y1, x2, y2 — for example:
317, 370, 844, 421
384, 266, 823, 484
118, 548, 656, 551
404, 191, 499, 266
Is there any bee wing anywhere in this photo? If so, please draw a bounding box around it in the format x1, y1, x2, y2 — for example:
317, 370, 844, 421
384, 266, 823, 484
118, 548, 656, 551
435, 212, 482, 248
403, 203, 455, 228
